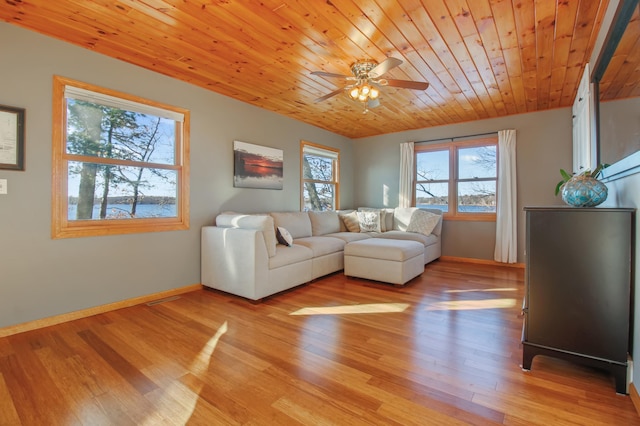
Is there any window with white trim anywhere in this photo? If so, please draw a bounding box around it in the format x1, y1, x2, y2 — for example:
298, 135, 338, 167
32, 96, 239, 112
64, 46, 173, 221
572, 63, 593, 173
301, 141, 339, 211
52, 76, 190, 238
415, 137, 497, 220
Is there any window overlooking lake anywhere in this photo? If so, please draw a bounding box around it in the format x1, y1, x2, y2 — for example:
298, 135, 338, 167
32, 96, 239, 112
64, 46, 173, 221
301, 141, 339, 211
52, 76, 190, 238
415, 137, 497, 221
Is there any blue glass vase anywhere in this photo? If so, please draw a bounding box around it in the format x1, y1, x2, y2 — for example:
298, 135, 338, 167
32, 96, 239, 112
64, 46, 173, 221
561, 176, 608, 207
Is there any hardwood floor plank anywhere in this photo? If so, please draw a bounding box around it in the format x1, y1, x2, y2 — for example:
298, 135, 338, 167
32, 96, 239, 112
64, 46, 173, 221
0, 354, 41, 425
1, 260, 638, 424
0, 371, 21, 425
0, 335, 15, 358
91, 391, 140, 426
367, 375, 504, 425
67, 333, 169, 424
376, 396, 477, 425
78, 329, 158, 395
145, 373, 243, 425
34, 346, 113, 425
3, 328, 90, 425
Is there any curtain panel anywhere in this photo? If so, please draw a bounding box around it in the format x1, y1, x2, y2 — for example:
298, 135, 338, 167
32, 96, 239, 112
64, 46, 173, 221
494, 129, 517, 263
399, 142, 414, 208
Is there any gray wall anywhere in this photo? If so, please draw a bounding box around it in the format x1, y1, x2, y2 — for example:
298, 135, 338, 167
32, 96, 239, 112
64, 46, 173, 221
600, 97, 640, 166
352, 109, 573, 263
0, 23, 352, 328
601, 164, 640, 393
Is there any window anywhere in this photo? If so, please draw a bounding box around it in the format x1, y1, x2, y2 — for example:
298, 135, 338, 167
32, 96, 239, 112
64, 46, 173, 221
52, 76, 190, 238
301, 141, 339, 211
572, 63, 593, 174
415, 137, 497, 221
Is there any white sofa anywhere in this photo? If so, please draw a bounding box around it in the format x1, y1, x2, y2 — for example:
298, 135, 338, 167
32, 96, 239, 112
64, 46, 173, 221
201, 207, 442, 301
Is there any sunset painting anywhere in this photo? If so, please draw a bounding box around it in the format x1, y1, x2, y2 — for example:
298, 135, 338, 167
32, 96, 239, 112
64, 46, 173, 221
233, 140, 284, 189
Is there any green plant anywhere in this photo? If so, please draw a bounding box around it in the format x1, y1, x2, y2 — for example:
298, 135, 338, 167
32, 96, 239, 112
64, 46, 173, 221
555, 163, 609, 196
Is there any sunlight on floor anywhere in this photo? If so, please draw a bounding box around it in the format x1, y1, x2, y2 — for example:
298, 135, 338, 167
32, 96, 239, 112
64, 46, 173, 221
445, 287, 517, 293
426, 298, 516, 311
142, 320, 228, 425
290, 303, 410, 316
192, 320, 228, 375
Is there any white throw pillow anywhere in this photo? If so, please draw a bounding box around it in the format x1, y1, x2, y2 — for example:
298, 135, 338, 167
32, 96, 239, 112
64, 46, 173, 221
358, 208, 387, 232
393, 207, 418, 231
356, 211, 381, 233
407, 209, 441, 236
276, 227, 293, 246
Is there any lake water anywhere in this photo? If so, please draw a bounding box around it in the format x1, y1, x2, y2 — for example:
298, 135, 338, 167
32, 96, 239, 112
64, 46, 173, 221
67, 203, 176, 220
417, 204, 496, 213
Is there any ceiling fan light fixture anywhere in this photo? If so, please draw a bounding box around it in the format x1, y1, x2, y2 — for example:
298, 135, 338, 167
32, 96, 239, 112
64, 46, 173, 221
312, 57, 427, 108
349, 82, 378, 103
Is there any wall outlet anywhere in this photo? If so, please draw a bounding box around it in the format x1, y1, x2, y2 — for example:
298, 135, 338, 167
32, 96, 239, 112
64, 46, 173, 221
0, 179, 7, 194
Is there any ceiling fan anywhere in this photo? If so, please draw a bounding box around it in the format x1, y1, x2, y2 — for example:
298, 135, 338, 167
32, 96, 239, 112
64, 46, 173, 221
311, 57, 429, 113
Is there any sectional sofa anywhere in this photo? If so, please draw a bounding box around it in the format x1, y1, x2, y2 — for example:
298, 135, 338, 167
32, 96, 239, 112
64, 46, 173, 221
201, 207, 442, 301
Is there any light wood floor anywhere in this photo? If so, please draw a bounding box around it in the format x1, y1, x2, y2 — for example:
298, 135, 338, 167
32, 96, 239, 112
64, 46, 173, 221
1, 259, 638, 425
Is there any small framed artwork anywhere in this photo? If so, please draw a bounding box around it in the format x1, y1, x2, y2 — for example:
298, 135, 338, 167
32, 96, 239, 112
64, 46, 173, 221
233, 140, 283, 189
0, 104, 25, 170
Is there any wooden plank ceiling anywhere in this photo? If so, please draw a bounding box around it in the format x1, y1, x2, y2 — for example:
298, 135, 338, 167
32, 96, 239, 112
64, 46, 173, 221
0, 0, 622, 138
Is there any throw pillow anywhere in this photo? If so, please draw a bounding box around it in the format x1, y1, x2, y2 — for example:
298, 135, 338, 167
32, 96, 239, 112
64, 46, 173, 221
383, 208, 394, 232
341, 211, 360, 232
356, 211, 381, 233
337, 209, 354, 232
407, 210, 441, 236
276, 227, 293, 246
358, 208, 387, 232
393, 207, 418, 231
379, 210, 387, 232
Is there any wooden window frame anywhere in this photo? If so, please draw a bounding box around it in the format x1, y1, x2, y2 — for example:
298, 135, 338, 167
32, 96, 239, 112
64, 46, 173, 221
415, 137, 497, 222
51, 76, 190, 238
300, 141, 340, 211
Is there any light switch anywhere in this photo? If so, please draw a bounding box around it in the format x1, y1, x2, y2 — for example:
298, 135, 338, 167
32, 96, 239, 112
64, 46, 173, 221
0, 179, 7, 194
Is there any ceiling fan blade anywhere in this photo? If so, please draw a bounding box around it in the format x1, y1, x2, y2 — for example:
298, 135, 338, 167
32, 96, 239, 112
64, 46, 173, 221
311, 71, 353, 79
384, 79, 429, 90
314, 88, 345, 103
369, 57, 403, 78
367, 98, 380, 109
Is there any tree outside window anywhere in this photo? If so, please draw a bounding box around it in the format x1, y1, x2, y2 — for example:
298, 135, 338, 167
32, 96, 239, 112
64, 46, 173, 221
301, 142, 339, 211
52, 76, 189, 238
415, 138, 497, 220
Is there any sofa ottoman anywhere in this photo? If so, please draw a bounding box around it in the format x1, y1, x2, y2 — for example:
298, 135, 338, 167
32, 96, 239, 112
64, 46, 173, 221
344, 239, 425, 285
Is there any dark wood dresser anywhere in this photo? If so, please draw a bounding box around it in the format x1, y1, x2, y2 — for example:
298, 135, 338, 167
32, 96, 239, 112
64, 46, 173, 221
522, 207, 634, 394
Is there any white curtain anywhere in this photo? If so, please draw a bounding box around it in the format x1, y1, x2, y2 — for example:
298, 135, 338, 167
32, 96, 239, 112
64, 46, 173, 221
399, 142, 414, 208
494, 129, 517, 263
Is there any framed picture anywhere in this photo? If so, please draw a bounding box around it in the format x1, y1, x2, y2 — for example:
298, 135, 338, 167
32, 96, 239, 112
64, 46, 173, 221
233, 140, 283, 189
0, 105, 25, 170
